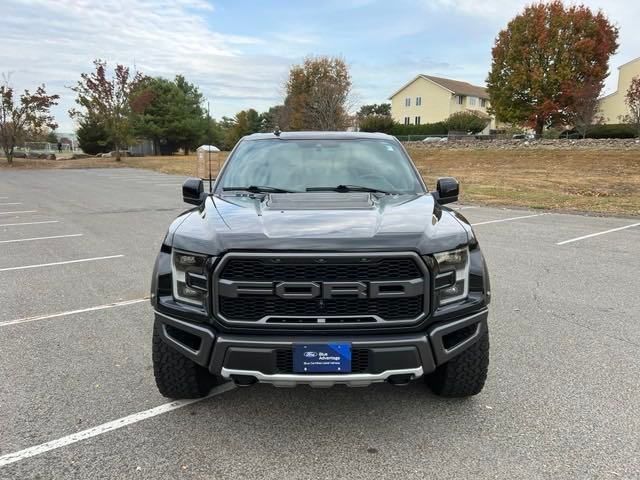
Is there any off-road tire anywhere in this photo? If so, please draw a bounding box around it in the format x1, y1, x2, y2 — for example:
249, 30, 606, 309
426, 329, 489, 398
152, 322, 220, 399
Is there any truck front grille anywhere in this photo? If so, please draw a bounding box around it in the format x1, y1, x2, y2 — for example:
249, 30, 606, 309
213, 252, 429, 328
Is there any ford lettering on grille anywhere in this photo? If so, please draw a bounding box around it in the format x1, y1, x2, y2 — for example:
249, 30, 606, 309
213, 253, 429, 326
218, 279, 424, 299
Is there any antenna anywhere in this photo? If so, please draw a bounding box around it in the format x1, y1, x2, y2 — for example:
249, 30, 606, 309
207, 101, 213, 193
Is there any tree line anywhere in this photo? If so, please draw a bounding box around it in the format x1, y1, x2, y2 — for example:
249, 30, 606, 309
0, 55, 351, 163
73, 55, 353, 159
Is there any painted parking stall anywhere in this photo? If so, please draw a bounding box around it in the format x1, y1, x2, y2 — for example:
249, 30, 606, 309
0, 168, 639, 479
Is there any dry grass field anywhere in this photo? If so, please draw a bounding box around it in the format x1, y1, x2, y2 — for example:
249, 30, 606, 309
409, 148, 640, 216
2, 148, 639, 216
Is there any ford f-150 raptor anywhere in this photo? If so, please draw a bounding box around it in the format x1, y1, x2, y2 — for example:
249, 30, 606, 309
150, 131, 490, 398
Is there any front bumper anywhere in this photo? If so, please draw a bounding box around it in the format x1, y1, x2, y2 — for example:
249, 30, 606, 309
155, 309, 488, 387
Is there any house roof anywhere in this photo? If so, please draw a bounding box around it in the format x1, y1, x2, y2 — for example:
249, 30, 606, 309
616, 56, 640, 70
389, 74, 489, 99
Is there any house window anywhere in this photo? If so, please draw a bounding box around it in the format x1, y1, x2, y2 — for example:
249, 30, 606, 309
481, 98, 487, 108
469, 96, 477, 106
415, 116, 421, 125
405, 97, 411, 107
416, 97, 422, 106
404, 117, 410, 125
457, 95, 464, 105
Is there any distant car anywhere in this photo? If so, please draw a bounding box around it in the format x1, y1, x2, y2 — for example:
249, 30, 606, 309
12, 151, 27, 158
422, 136, 444, 143
512, 133, 536, 140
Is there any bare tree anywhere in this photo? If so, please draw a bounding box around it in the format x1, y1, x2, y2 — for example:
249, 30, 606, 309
0, 75, 59, 164
70, 60, 146, 161
571, 78, 604, 139
623, 76, 640, 137
308, 80, 351, 130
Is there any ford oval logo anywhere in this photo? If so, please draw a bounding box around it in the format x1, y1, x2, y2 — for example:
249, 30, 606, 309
304, 351, 318, 358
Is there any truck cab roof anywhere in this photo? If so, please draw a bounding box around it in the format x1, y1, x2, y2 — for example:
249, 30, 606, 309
243, 131, 395, 141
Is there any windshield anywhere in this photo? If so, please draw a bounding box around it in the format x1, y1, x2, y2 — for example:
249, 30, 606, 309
217, 139, 424, 194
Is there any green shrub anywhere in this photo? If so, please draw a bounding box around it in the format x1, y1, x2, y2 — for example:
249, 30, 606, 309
584, 124, 637, 138
359, 115, 395, 134
444, 111, 489, 134
76, 119, 113, 155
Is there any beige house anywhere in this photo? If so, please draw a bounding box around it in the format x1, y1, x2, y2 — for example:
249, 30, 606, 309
599, 57, 640, 123
389, 74, 495, 132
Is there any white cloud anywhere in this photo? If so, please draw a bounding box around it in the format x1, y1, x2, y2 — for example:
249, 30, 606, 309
2, 0, 638, 132
1, 0, 290, 131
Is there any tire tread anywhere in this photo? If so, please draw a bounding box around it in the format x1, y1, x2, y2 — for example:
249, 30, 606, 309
427, 329, 490, 398
152, 322, 218, 399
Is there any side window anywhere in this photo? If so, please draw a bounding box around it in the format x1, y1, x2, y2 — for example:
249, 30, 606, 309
481, 98, 487, 108
416, 97, 422, 106
415, 116, 421, 125
457, 96, 464, 105
404, 117, 410, 125
405, 97, 411, 107
469, 97, 477, 106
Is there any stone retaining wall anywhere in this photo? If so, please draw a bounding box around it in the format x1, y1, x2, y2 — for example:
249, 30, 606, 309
403, 138, 640, 150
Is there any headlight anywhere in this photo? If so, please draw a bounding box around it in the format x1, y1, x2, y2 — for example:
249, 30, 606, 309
172, 250, 208, 306
432, 247, 469, 305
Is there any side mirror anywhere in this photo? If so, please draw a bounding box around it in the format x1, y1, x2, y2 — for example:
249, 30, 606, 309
435, 177, 459, 205
182, 177, 205, 205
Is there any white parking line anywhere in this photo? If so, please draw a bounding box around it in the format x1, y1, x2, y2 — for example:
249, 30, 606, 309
471, 213, 546, 226
0, 202, 22, 206
452, 206, 478, 211
111, 176, 164, 180
0, 297, 147, 328
0, 210, 37, 215
0, 254, 124, 272
0, 382, 236, 467
0, 220, 59, 227
0, 233, 83, 244
556, 222, 640, 245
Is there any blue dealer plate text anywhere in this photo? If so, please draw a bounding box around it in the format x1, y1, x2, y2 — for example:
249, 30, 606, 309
293, 343, 352, 373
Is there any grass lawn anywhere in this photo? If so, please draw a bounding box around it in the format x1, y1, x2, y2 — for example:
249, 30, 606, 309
409, 148, 640, 216
2, 148, 638, 216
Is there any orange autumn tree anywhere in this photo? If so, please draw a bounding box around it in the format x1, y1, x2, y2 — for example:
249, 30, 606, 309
487, 1, 618, 135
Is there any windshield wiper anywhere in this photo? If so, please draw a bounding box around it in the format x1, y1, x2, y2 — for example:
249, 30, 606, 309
222, 185, 296, 194
306, 184, 394, 194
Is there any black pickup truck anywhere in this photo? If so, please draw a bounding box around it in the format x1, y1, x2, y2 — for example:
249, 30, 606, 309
150, 131, 490, 398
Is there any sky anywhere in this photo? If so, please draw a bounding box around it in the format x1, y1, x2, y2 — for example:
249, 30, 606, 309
2, 0, 639, 132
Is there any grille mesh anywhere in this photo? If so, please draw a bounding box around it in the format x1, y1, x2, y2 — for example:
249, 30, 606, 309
220, 258, 421, 282
220, 296, 422, 321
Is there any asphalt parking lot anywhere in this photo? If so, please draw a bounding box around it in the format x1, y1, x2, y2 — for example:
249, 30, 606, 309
1, 168, 639, 479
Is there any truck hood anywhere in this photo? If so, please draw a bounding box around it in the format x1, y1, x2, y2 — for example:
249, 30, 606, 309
170, 192, 470, 255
